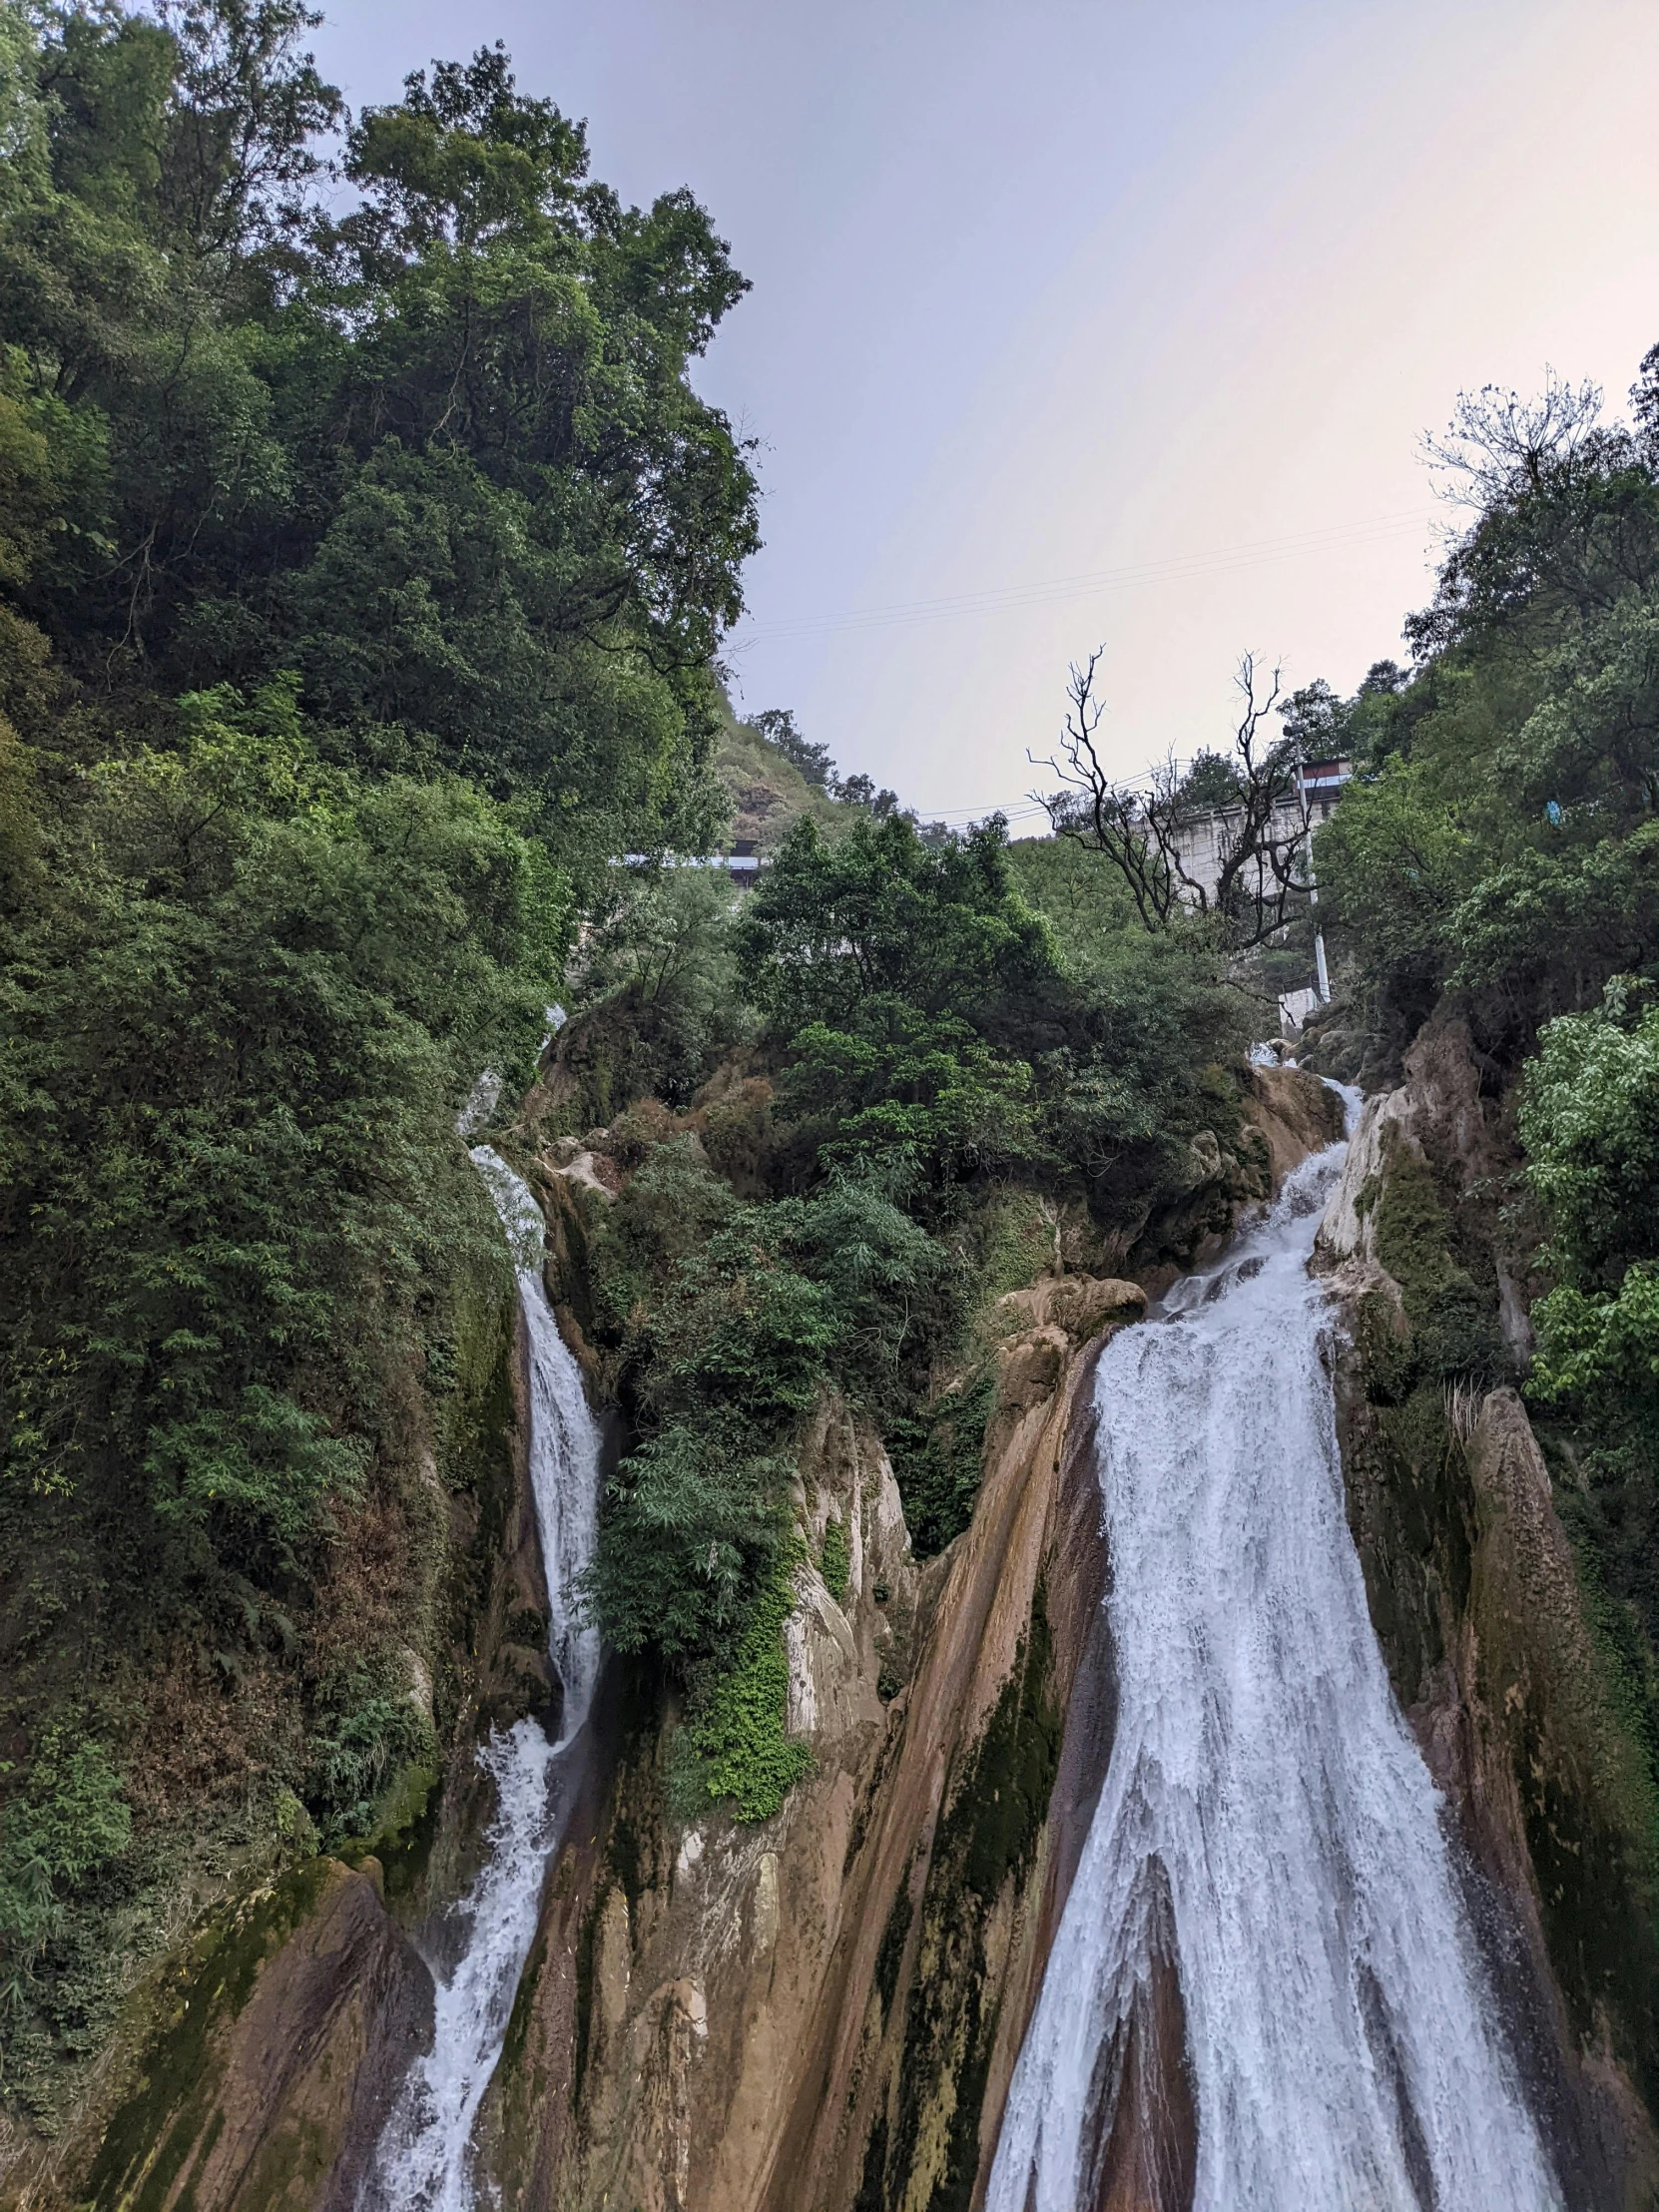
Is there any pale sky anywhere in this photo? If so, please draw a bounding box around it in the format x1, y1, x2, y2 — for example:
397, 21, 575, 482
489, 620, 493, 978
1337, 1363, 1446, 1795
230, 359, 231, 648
310, 1, 1659, 825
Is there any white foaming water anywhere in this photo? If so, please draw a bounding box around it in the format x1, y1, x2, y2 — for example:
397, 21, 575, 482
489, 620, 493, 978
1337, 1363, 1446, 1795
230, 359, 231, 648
363, 1145, 601, 2212
987, 1096, 1563, 2212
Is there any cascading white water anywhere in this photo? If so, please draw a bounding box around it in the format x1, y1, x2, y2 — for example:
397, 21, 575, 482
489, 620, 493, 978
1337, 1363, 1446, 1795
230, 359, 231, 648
988, 1099, 1563, 2212
362, 1143, 601, 2212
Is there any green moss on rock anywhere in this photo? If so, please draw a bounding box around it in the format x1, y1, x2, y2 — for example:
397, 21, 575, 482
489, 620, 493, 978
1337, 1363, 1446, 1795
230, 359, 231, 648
865, 1597, 1062, 2212
1372, 1136, 1503, 1384
821, 1516, 851, 1605
79, 1860, 338, 2212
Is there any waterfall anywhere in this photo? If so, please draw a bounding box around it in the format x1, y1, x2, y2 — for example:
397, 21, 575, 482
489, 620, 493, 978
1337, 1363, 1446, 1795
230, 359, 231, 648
987, 1101, 1563, 2212
362, 1144, 601, 2212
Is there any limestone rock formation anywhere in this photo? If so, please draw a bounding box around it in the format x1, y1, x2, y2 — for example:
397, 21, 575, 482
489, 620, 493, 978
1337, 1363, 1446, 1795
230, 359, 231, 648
4, 1062, 1470, 2212
23, 1862, 429, 2212
1319, 1021, 1659, 2210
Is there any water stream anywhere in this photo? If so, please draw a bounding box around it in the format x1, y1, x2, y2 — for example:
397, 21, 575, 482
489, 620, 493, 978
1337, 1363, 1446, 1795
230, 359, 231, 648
987, 1096, 1563, 2211
361, 1144, 601, 2212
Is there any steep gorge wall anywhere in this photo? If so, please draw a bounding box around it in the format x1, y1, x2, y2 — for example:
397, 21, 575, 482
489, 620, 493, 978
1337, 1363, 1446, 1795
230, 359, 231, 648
482, 1290, 1135, 2212
476, 1063, 1345, 2212
4, 1061, 1348, 2211
0, 1263, 560, 2212
1317, 1019, 1659, 2210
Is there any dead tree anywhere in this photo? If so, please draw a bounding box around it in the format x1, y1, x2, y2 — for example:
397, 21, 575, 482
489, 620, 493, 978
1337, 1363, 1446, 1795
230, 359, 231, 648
1029, 649, 1316, 948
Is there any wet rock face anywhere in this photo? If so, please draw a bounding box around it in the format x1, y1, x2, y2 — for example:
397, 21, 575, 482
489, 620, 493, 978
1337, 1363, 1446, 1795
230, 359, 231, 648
45, 1861, 430, 2212
481, 1406, 932, 2212
1081, 1936, 1196, 2212
1318, 1022, 1659, 2212
467, 1070, 1358, 2212
34, 1064, 1356, 2212
994, 1278, 1147, 1416
1128, 1062, 1346, 1290
1245, 1060, 1348, 1185
471, 1358, 1129, 2212
996, 1275, 1148, 1345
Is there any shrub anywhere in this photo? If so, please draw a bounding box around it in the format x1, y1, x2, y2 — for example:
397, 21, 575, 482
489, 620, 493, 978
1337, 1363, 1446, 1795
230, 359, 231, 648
820, 1515, 850, 1605
1522, 999, 1659, 1421
737, 815, 1057, 1037
689, 1551, 813, 1823
888, 1369, 998, 1559
304, 1675, 437, 1846
560, 870, 756, 1117
586, 1136, 738, 1335
0, 1729, 130, 2018
584, 1422, 793, 1672
588, 1169, 958, 1680
785, 1000, 1046, 1193
1521, 999, 1659, 1285
1, 696, 561, 1591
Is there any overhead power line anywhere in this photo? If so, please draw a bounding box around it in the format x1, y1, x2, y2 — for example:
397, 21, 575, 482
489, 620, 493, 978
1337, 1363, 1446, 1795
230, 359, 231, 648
912, 798, 1051, 827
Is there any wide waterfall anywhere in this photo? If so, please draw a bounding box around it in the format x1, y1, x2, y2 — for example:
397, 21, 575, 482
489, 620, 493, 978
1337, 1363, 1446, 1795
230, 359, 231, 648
987, 1100, 1563, 2212
362, 1146, 602, 2212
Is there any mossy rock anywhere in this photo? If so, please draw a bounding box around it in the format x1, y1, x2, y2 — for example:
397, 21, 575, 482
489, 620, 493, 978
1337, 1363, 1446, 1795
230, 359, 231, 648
861, 1599, 1062, 2212
1370, 1132, 1504, 1387
77, 1856, 428, 2212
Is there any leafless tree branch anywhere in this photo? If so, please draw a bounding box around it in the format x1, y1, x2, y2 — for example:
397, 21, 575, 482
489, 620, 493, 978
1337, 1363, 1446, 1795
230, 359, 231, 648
1027, 647, 1318, 950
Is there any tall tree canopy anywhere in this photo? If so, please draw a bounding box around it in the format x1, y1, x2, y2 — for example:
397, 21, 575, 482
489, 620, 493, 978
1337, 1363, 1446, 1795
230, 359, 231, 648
0, 0, 758, 855
0, 4, 763, 2062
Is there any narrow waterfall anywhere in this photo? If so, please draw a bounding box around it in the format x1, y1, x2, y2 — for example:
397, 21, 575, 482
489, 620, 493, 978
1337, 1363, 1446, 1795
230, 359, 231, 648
987, 1102, 1563, 2212
362, 1145, 602, 2212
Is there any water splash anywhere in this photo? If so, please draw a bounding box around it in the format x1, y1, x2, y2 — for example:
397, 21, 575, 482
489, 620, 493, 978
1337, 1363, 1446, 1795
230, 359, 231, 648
987, 1103, 1562, 2211
362, 1145, 600, 2212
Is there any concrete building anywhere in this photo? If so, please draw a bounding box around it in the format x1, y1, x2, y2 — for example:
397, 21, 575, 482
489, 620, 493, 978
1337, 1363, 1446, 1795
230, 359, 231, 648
1167, 759, 1353, 1038
1171, 759, 1352, 905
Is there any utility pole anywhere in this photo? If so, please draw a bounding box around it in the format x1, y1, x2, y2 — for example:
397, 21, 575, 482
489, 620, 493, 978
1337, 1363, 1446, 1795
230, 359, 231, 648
1301, 791, 1331, 1003
1313, 894, 1331, 1001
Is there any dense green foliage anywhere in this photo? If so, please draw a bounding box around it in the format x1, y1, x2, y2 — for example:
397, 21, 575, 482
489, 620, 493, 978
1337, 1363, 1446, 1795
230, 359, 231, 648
0, 0, 760, 2086
0, 4, 756, 848
886, 1369, 998, 1561
1519, 1002, 1659, 1728
558, 867, 751, 1117
688, 1547, 813, 1823
583, 1151, 952, 1656
1316, 361, 1659, 1065
568, 811, 1253, 1812
0, 0, 1273, 2053
743, 816, 1248, 1215
575, 1145, 956, 1819
5, 681, 557, 1570
737, 815, 1058, 1038
0, 1726, 130, 2018
1307, 350, 1659, 1937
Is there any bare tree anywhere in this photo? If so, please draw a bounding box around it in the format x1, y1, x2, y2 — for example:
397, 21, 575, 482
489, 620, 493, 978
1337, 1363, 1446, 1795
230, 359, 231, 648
1420, 371, 1606, 509
1029, 648, 1316, 949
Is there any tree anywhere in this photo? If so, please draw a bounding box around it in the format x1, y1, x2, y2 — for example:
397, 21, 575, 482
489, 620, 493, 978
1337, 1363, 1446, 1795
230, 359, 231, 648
1032, 647, 1316, 948
1422, 372, 1608, 510
750, 706, 833, 789
737, 812, 1056, 1036
1177, 751, 1243, 809
155, 0, 345, 255
1, 678, 563, 1591
0, 7, 760, 868
830, 770, 901, 816
1278, 678, 1350, 761
1406, 373, 1659, 658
